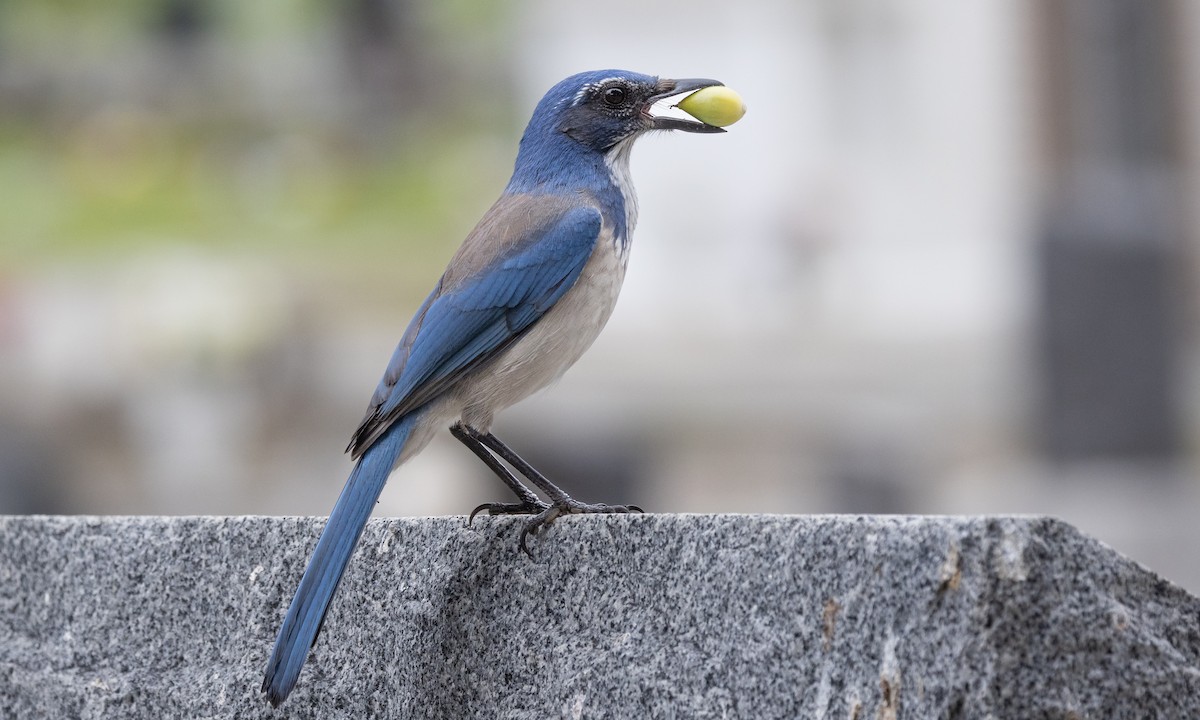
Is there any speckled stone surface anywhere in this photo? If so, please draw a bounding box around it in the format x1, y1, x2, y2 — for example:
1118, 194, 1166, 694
1, 514, 1197, 718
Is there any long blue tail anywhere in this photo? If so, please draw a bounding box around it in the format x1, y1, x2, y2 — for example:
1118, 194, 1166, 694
262, 413, 418, 706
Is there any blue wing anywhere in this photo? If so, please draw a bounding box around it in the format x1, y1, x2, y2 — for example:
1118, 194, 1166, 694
347, 199, 602, 457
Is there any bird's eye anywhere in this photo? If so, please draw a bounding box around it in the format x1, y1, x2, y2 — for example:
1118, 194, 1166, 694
602, 86, 627, 107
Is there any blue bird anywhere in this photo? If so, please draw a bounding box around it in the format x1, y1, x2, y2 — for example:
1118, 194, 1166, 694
262, 69, 732, 706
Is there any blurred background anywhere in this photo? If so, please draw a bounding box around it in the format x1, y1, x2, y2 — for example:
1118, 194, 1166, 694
2, 1, 1199, 592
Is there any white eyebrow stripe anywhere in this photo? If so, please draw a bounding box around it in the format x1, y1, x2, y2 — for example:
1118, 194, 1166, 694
571, 76, 628, 106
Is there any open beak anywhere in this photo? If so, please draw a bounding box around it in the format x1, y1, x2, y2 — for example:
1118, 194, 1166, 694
646, 78, 728, 133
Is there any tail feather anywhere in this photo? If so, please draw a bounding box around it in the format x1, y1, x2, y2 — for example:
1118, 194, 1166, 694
262, 413, 417, 706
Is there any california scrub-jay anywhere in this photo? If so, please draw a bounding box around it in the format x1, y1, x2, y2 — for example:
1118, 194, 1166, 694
263, 69, 733, 706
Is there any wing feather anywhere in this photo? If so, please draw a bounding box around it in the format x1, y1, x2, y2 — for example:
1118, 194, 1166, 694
347, 199, 602, 458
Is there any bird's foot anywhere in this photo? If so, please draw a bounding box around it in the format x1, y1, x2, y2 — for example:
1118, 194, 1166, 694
518, 499, 643, 556
467, 499, 550, 525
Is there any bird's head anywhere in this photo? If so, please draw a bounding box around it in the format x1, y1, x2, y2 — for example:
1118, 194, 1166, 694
531, 69, 727, 155
508, 70, 732, 196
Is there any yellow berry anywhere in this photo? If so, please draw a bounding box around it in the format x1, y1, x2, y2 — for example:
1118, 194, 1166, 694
677, 86, 747, 127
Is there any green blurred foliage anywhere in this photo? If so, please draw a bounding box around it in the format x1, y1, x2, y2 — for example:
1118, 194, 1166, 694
0, 0, 519, 301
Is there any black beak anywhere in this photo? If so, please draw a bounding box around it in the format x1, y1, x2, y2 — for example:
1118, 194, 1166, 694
647, 78, 728, 133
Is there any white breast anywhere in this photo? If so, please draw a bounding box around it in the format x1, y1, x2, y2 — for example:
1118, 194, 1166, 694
604, 136, 640, 248
453, 139, 642, 431
457, 234, 629, 430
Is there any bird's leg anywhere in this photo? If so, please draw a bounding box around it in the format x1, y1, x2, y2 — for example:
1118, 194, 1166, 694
472, 430, 643, 555
450, 423, 548, 523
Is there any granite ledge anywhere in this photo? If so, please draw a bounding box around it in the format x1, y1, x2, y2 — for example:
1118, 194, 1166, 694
1, 514, 1197, 719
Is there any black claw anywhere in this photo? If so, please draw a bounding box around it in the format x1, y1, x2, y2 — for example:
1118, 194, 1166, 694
466, 500, 551, 527
511, 499, 648, 555
467, 503, 492, 525
518, 518, 551, 556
